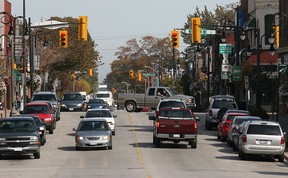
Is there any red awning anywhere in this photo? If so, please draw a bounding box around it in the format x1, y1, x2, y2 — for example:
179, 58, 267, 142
246, 50, 278, 65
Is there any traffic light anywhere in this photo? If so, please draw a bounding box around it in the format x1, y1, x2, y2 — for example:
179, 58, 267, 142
191, 17, 201, 43
274, 25, 279, 48
78, 16, 88, 41
137, 73, 142, 81
170, 30, 179, 48
129, 69, 134, 78
88, 68, 93, 77
59, 30, 68, 48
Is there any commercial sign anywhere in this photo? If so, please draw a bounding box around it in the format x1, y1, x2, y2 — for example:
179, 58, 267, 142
219, 44, 233, 54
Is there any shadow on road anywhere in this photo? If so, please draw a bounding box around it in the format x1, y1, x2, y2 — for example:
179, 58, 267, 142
130, 142, 190, 149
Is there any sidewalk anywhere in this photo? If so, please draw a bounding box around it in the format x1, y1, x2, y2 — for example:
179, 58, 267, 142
269, 113, 288, 160
0, 109, 19, 118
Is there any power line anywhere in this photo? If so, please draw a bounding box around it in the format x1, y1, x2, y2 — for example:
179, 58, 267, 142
93, 33, 169, 41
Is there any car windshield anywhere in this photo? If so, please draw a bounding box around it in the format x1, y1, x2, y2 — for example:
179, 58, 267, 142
0, 120, 36, 133
85, 110, 112, 118
33, 94, 56, 101
63, 94, 83, 101
25, 105, 49, 114
78, 121, 109, 131
212, 100, 236, 109
96, 94, 110, 98
159, 110, 192, 118
88, 99, 105, 104
166, 88, 178, 95
235, 118, 261, 125
159, 101, 185, 109
247, 125, 281, 135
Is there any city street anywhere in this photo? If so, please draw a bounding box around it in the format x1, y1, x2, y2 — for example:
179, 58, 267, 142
0, 110, 287, 178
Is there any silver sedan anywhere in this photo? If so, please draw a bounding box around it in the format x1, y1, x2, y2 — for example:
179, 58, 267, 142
73, 119, 112, 150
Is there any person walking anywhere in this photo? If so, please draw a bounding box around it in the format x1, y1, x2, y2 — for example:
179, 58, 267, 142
16, 94, 22, 110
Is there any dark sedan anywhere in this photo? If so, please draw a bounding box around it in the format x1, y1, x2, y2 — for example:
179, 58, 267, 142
85, 98, 109, 110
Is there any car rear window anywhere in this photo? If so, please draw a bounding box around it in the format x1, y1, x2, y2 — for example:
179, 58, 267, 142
85, 110, 112, 118
96, 94, 110, 98
33, 94, 56, 101
235, 118, 261, 125
159, 110, 192, 118
159, 101, 185, 109
247, 125, 281, 135
212, 100, 237, 109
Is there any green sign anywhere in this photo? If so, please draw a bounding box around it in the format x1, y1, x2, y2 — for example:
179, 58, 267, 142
232, 66, 241, 81
219, 44, 233, 54
201, 28, 216, 37
143, 73, 155, 77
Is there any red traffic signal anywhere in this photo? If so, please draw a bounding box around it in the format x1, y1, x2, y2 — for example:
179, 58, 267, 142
59, 30, 68, 48
170, 30, 179, 48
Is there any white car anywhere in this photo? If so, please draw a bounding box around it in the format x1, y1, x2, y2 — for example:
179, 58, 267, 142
81, 108, 116, 135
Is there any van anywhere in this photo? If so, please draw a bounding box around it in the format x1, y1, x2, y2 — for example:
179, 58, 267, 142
95, 91, 114, 107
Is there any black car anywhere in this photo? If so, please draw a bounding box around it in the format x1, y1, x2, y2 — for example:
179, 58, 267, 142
0, 117, 41, 159
20, 114, 47, 146
86, 98, 109, 110
60, 92, 86, 111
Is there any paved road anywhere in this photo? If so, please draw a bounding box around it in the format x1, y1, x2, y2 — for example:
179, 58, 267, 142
0, 110, 287, 178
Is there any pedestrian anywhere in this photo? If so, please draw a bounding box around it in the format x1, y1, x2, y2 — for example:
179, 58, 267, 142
16, 93, 22, 110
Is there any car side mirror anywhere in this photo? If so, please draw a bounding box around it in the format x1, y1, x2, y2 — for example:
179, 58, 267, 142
113, 115, 117, 118
149, 115, 156, 121
80, 116, 84, 119
72, 128, 77, 131
195, 116, 200, 121
19, 111, 24, 114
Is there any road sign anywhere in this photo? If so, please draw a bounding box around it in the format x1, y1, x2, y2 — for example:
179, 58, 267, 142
219, 44, 233, 54
201, 28, 216, 36
143, 73, 155, 77
221, 71, 229, 80
232, 66, 241, 81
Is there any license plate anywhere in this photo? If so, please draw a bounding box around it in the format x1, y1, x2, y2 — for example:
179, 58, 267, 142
260, 140, 268, 144
69, 108, 74, 111
90, 141, 98, 145
173, 134, 180, 138
14, 147, 22, 151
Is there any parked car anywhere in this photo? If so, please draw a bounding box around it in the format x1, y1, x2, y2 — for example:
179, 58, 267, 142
0, 117, 41, 159
73, 118, 112, 150
155, 98, 187, 118
149, 107, 199, 148
228, 115, 262, 149
20, 114, 47, 146
31, 91, 61, 121
21, 101, 56, 134
81, 108, 116, 135
60, 92, 86, 111
85, 98, 109, 110
238, 120, 286, 162
217, 111, 249, 142
205, 95, 238, 130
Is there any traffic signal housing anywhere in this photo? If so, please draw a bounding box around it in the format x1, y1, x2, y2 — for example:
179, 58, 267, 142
191, 17, 201, 43
129, 69, 134, 78
78, 16, 88, 41
274, 25, 279, 48
137, 73, 142, 81
88, 68, 93, 77
59, 30, 68, 48
170, 30, 180, 48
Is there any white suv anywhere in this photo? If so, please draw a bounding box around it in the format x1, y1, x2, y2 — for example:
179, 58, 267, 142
238, 120, 286, 162
205, 95, 238, 130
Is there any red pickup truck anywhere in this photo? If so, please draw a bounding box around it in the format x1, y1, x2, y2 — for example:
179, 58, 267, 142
149, 107, 199, 148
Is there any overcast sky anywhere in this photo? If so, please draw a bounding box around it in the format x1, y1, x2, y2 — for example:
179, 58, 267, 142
8, 0, 239, 83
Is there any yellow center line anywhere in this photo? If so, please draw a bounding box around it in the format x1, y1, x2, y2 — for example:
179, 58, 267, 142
127, 112, 152, 178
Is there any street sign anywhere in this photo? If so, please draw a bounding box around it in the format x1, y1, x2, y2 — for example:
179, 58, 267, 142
221, 71, 229, 80
201, 28, 216, 37
143, 73, 155, 77
232, 66, 241, 81
219, 44, 233, 54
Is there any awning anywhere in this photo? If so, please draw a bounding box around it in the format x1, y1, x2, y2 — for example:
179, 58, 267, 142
243, 17, 256, 30
246, 50, 278, 65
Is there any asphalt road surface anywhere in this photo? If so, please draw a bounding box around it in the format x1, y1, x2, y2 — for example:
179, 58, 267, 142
0, 110, 287, 178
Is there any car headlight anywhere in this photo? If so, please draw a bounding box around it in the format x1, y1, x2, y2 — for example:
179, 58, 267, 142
76, 136, 84, 141
30, 136, 39, 141
44, 118, 52, 121
0, 138, 6, 141
61, 104, 67, 107
77, 103, 83, 107
101, 136, 110, 140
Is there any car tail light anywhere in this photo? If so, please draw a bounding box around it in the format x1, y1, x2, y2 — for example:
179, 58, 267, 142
281, 137, 285, 144
208, 109, 212, 116
192, 122, 198, 133
223, 123, 230, 131
242, 135, 247, 143
156, 121, 160, 128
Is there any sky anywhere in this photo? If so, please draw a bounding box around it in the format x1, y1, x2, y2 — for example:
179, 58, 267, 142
8, 0, 239, 83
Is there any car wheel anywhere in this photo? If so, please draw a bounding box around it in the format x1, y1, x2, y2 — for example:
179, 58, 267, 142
153, 136, 156, 144
190, 139, 197, 149
49, 127, 54, 134
125, 101, 136, 112
41, 139, 45, 146
33, 151, 40, 159
238, 148, 246, 160
108, 145, 113, 150
278, 154, 284, 162
154, 137, 161, 148
220, 135, 226, 142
